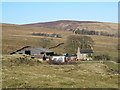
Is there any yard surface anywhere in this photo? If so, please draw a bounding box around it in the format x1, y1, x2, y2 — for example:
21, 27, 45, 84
2, 55, 119, 88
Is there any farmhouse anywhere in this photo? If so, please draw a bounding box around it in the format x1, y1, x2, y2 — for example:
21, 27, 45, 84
77, 47, 93, 60
65, 55, 77, 61
10, 46, 54, 60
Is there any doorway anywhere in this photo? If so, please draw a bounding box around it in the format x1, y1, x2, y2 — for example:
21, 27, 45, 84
25, 50, 31, 55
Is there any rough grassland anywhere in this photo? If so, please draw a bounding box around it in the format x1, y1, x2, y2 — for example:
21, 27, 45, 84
2, 55, 119, 88
2, 63, 119, 88
1, 23, 119, 88
2, 23, 118, 59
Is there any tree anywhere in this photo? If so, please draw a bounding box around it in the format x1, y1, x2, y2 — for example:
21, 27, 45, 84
65, 35, 94, 54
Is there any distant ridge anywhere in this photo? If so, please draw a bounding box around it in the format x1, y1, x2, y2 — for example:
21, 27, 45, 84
24, 20, 102, 25
24, 20, 118, 35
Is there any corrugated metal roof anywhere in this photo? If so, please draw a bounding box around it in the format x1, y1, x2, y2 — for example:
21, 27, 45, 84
26, 47, 53, 52
10, 46, 53, 54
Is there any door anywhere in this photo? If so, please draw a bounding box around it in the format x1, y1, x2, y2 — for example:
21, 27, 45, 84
25, 50, 31, 55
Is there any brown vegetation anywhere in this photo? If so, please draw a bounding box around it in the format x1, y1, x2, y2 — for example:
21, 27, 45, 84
2, 23, 118, 59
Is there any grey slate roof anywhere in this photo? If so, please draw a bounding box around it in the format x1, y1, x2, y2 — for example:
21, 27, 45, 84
80, 49, 93, 54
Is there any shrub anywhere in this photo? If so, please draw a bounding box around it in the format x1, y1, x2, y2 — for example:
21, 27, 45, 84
94, 54, 111, 61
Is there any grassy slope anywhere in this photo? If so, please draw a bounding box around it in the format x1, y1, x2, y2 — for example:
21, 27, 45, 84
2, 55, 119, 88
2, 23, 118, 58
2, 24, 119, 88
2, 65, 118, 88
2, 24, 71, 54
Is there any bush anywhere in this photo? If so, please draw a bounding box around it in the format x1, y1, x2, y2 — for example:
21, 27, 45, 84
94, 54, 111, 61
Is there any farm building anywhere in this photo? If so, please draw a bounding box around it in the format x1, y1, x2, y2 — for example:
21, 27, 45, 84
10, 46, 54, 60
65, 55, 77, 61
52, 56, 66, 63
77, 47, 93, 60
51, 55, 77, 63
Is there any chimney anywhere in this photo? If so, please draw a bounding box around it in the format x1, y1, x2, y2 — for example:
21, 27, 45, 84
77, 47, 81, 60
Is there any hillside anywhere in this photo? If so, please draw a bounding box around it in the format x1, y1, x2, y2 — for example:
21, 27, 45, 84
24, 20, 118, 35
2, 23, 119, 88
2, 23, 72, 54
2, 23, 118, 58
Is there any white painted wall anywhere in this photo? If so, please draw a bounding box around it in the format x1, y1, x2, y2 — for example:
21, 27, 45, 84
52, 56, 65, 62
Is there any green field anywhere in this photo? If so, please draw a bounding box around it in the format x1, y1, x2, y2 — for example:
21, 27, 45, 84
2, 54, 119, 88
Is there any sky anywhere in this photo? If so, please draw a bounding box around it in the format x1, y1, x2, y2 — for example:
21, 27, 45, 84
2, 2, 118, 25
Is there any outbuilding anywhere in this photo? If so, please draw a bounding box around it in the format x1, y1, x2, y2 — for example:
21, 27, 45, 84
10, 46, 54, 60
52, 56, 65, 63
